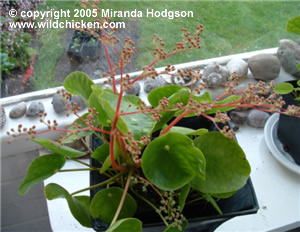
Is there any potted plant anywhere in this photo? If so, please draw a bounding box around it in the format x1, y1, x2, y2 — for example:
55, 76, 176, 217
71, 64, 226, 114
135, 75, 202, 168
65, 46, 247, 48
8, 1, 300, 231
274, 80, 300, 165
67, 32, 85, 63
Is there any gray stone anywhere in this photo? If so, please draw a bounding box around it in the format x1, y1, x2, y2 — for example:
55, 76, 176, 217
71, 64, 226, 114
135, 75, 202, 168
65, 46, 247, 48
144, 76, 165, 93
248, 54, 280, 81
70, 95, 86, 110
277, 39, 300, 78
247, 109, 270, 128
52, 93, 67, 113
26, 101, 45, 117
0, 106, 6, 129
203, 63, 229, 88
226, 58, 248, 78
125, 82, 141, 96
228, 110, 248, 124
9, 102, 27, 119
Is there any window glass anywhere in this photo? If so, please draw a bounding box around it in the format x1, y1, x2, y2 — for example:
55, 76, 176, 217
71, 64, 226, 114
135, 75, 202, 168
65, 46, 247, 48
1, 0, 299, 98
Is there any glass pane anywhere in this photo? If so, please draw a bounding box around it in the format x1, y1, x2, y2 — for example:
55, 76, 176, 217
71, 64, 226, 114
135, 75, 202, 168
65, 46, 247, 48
1, 0, 299, 98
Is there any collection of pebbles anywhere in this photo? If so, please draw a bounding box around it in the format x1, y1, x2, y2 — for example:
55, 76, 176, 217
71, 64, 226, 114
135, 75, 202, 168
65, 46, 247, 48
2, 38, 299, 130
0, 94, 87, 130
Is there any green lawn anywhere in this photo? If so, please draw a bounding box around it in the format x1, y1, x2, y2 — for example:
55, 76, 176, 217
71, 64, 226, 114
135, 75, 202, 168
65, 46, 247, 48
32, 0, 300, 90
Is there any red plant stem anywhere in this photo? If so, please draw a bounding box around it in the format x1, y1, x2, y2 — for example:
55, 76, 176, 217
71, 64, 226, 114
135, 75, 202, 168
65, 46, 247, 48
160, 110, 194, 135
131, 48, 194, 85
109, 134, 128, 172
101, 29, 117, 94
135, 174, 164, 200
119, 108, 177, 116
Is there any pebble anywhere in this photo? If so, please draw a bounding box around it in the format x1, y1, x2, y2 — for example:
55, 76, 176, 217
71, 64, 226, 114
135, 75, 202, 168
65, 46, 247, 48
0, 106, 6, 129
277, 39, 300, 78
52, 93, 67, 113
228, 110, 248, 124
248, 54, 280, 81
226, 58, 248, 78
125, 82, 140, 96
247, 109, 270, 128
203, 63, 229, 88
144, 76, 165, 93
26, 101, 45, 117
9, 102, 27, 119
70, 95, 86, 110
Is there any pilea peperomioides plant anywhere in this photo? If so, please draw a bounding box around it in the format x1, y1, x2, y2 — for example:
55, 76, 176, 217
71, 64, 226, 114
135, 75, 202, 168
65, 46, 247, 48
7, 1, 300, 231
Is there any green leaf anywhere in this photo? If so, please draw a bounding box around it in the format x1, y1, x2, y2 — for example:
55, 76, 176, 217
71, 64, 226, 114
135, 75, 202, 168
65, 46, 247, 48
148, 85, 182, 107
179, 185, 190, 212
297, 80, 300, 86
88, 87, 111, 127
191, 132, 251, 194
92, 143, 110, 163
205, 95, 241, 114
64, 72, 94, 102
203, 193, 222, 214
164, 126, 208, 137
274, 83, 294, 95
32, 138, 87, 158
152, 88, 190, 132
18, 154, 66, 195
141, 132, 206, 191
163, 220, 188, 232
286, 16, 300, 35
211, 190, 237, 199
106, 218, 142, 232
61, 113, 94, 143
44, 183, 91, 227
90, 187, 137, 224
100, 89, 155, 139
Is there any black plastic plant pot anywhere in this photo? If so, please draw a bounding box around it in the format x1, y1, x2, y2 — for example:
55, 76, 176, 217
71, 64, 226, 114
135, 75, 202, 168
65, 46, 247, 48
90, 116, 259, 232
277, 80, 300, 165
82, 38, 100, 60
67, 36, 84, 64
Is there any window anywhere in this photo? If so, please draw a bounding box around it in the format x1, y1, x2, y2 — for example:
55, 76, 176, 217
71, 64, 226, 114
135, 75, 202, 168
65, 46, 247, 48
1, 0, 299, 98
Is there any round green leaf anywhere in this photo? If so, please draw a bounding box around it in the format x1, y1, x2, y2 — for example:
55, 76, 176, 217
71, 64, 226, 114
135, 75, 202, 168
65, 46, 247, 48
90, 187, 137, 224
141, 132, 206, 191
64, 71, 94, 102
191, 132, 251, 194
44, 183, 91, 227
286, 16, 300, 35
148, 84, 182, 107
106, 218, 142, 232
274, 83, 294, 95
18, 153, 66, 195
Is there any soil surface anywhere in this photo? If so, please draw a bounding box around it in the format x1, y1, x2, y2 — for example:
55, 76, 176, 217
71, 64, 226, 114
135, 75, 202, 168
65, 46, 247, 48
1, 21, 139, 98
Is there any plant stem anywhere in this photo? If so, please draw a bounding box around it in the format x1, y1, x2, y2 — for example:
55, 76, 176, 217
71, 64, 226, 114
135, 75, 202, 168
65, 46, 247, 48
186, 197, 204, 205
111, 169, 133, 225
58, 168, 97, 172
70, 158, 95, 169
70, 171, 124, 196
130, 188, 169, 227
